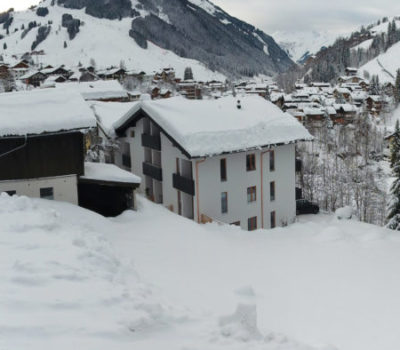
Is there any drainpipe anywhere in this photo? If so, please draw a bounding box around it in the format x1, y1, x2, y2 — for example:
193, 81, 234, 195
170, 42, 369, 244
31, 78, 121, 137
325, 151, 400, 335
260, 149, 272, 229
195, 158, 206, 223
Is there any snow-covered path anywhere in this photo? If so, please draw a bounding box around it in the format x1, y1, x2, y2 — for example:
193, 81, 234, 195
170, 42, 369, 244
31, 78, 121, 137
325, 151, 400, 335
2, 194, 400, 350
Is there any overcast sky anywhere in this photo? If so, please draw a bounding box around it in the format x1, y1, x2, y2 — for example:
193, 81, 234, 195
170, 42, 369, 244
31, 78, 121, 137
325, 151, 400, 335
2, 0, 400, 34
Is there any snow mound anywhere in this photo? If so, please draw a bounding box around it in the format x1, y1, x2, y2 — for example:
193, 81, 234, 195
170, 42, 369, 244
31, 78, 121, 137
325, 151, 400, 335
0, 193, 176, 349
219, 304, 262, 342
335, 206, 353, 220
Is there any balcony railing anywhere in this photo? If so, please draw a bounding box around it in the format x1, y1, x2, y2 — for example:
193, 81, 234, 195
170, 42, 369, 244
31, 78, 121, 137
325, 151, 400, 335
143, 162, 163, 181
173, 173, 195, 196
141, 133, 161, 151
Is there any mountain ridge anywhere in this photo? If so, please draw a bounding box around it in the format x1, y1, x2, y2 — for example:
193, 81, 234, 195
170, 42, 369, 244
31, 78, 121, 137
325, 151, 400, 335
0, 0, 294, 79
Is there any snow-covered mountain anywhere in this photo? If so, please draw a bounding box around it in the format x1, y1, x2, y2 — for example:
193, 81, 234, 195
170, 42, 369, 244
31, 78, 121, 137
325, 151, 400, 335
356, 17, 400, 83
0, 0, 293, 79
273, 30, 341, 63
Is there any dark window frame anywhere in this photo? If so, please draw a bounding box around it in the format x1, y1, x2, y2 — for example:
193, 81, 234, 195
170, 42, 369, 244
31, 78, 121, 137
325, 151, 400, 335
248, 216, 257, 231
246, 154, 256, 171
269, 150, 275, 172
40, 187, 54, 200
221, 192, 228, 214
270, 181, 276, 202
247, 186, 257, 203
220, 158, 227, 182
271, 211, 276, 229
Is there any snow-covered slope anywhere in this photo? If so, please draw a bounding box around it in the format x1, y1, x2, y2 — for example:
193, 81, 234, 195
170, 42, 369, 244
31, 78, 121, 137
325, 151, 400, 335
0, 1, 224, 81
0, 0, 293, 79
273, 30, 341, 62
3, 192, 400, 349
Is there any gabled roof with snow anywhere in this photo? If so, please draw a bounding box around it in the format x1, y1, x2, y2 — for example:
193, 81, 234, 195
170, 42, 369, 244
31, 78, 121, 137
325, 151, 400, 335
0, 88, 96, 137
89, 100, 140, 137
55, 80, 128, 101
114, 95, 312, 158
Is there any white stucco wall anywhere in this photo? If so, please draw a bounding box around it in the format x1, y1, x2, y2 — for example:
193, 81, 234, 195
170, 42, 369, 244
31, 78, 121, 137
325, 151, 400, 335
0, 175, 78, 204
115, 116, 296, 231
192, 144, 296, 230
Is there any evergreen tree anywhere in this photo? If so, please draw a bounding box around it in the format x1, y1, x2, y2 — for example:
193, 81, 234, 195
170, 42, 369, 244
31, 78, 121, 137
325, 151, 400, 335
387, 127, 400, 229
391, 120, 400, 168
394, 69, 400, 106
184, 67, 193, 81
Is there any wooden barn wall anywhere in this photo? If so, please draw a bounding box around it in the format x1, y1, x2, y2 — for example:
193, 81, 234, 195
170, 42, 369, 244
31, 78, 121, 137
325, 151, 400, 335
0, 132, 84, 181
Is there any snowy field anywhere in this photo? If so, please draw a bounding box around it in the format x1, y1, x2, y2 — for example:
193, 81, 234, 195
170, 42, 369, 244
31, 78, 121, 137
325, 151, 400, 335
2, 194, 400, 350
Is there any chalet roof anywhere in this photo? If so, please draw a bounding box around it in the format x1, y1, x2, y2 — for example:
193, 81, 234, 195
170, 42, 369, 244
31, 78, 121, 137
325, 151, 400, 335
333, 103, 358, 113
56, 80, 128, 101
114, 95, 312, 158
0, 89, 96, 137
19, 70, 46, 80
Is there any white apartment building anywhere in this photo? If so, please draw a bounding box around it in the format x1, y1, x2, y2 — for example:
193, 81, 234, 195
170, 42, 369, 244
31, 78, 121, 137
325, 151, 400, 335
113, 95, 312, 230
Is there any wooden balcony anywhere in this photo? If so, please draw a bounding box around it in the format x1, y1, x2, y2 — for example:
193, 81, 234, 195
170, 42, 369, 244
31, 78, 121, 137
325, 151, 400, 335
143, 162, 163, 181
173, 173, 195, 196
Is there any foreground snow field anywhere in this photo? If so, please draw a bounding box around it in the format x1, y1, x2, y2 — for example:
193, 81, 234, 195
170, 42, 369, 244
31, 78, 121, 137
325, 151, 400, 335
1, 194, 400, 350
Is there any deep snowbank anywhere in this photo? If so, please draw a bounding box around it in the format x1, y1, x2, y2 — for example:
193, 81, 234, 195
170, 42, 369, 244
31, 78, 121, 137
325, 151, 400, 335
1, 193, 400, 350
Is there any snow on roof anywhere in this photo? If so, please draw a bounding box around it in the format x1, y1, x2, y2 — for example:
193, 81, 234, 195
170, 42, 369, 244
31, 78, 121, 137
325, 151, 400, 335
0, 88, 96, 137
303, 107, 325, 116
89, 100, 140, 137
82, 162, 141, 184
115, 95, 312, 157
19, 70, 44, 80
333, 103, 358, 112
56, 80, 128, 101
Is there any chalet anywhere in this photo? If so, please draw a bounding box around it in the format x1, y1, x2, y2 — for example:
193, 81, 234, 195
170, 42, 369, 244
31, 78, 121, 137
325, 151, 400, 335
177, 80, 202, 99
40, 66, 70, 78
331, 104, 357, 124
97, 68, 126, 81
334, 87, 352, 102
112, 96, 312, 230
0, 64, 10, 79
365, 95, 388, 116
19, 71, 47, 87
345, 67, 358, 76
0, 89, 140, 217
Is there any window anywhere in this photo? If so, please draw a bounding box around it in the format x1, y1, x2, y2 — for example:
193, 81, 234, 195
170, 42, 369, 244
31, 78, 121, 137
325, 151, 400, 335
231, 221, 241, 226
269, 150, 275, 172
221, 192, 228, 214
40, 187, 54, 200
248, 216, 257, 231
220, 158, 227, 181
130, 130, 135, 138
247, 186, 257, 203
122, 142, 131, 168
270, 181, 275, 201
271, 211, 276, 229
246, 154, 256, 171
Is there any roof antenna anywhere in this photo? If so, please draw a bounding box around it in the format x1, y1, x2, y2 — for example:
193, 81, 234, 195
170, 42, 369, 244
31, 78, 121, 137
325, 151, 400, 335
237, 99, 241, 110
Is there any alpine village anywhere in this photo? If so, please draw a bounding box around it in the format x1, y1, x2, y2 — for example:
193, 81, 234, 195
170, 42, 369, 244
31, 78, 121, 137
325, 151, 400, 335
2, 1, 400, 349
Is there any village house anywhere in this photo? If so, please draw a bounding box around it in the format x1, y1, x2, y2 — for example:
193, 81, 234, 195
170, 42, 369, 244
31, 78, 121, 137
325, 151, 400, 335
0, 89, 140, 217
97, 67, 127, 81
112, 96, 312, 230
19, 70, 47, 87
